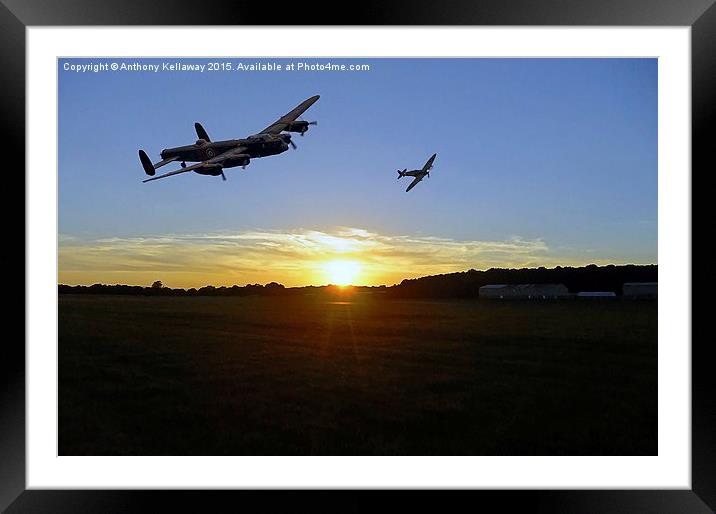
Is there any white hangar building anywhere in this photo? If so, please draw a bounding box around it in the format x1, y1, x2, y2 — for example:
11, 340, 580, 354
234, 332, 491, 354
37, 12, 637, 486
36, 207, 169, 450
479, 283, 570, 299
576, 291, 616, 298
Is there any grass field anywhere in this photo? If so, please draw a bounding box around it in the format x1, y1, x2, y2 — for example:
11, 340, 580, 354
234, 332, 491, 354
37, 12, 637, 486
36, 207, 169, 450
59, 293, 657, 455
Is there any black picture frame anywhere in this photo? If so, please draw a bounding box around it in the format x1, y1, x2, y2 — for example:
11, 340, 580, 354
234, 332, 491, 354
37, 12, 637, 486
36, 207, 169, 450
4, 1, 711, 511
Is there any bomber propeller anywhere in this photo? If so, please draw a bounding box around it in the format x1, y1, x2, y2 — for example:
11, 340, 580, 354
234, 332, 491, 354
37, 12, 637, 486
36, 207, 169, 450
281, 133, 297, 149
300, 120, 318, 136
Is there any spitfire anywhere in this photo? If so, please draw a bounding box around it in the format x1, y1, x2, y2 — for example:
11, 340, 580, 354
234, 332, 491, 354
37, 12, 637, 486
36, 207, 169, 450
397, 153, 437, 192
138, 95, 320, 183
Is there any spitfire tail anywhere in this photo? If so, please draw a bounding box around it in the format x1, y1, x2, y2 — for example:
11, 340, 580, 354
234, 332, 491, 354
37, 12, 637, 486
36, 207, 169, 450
397, 169, 406, 179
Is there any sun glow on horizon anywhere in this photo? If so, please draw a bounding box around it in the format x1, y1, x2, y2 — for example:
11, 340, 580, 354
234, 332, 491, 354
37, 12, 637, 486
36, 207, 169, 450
322, 260, 362, 286
57, 227, 604, 289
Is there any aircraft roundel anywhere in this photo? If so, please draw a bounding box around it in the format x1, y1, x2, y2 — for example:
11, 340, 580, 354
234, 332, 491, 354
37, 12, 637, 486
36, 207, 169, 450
205, 148, 216, 159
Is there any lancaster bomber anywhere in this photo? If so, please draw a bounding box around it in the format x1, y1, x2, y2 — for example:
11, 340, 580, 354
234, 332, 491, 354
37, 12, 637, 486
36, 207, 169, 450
138, 95, 319, 182
397, 153, 437, 192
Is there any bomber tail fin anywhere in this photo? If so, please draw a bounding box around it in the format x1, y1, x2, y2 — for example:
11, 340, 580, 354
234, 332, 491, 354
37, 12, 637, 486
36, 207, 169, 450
139, 151, 179, 176
139, 150, 155, 176
195, 122, 211, 142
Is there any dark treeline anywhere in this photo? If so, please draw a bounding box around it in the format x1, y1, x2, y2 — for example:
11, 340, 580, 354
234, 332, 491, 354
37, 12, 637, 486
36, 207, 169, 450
387, 264, 657, 299
58, 281, 387, 297
58, 264, 656, 299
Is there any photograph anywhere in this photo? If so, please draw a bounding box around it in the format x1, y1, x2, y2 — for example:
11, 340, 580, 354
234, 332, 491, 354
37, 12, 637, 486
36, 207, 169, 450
58, 57, 658, 456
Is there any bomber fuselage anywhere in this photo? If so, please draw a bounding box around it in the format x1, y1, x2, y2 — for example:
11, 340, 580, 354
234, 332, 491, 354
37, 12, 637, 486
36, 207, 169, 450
160, 134, 290, 164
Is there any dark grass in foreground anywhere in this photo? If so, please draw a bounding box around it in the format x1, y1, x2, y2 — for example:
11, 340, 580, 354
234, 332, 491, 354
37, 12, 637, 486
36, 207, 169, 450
59, 294, 656, 455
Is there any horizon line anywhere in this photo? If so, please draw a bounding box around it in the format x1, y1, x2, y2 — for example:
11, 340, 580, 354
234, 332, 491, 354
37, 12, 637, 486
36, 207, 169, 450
58, 262, 658, 290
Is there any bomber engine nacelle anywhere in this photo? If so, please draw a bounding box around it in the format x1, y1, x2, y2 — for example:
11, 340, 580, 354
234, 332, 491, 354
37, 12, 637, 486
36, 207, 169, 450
222, 153, 251, 169
285, 120, 317, 135
193, 163, 224, 176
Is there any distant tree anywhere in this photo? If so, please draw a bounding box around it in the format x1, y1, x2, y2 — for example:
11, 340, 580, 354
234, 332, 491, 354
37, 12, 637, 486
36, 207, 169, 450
264, 282, 286, 295
151, 280, 163, 289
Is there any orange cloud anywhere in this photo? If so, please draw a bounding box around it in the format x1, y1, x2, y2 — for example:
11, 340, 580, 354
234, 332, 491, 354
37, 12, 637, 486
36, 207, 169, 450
58, 227, 613, 288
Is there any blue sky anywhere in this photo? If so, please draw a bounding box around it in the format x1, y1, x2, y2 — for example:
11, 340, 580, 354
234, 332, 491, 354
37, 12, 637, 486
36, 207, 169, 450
58, 58, 657, 287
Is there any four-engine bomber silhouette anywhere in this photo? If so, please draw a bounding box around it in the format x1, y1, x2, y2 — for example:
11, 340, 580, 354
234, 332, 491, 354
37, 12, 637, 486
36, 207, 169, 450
397, 153, 437, 192
138, 95, 320, 182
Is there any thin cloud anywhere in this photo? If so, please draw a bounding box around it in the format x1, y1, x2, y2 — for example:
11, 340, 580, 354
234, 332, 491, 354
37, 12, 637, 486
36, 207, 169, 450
59, 227, 560, 287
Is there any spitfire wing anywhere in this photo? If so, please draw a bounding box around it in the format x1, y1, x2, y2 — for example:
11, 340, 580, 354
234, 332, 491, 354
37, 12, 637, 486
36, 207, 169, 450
259, 95, 320, 134
421, 153, 437, 173
405, 175, 424, 192
142, 146, 249, 183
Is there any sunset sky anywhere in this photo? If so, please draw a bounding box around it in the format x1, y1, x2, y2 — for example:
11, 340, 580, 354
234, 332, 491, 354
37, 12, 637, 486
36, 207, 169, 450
59, 58, 657, 288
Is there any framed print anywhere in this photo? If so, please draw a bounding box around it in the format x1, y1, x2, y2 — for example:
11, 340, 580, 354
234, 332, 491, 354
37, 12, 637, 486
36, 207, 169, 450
4, 0, 713, 511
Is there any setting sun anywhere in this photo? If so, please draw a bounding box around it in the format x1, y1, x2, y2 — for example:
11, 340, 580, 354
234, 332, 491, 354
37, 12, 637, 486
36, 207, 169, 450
323, 260, 362, 286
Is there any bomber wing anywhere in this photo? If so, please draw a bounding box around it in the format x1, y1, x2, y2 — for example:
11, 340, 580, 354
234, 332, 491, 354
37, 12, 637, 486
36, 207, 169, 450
259, 95, 320, 135
405, 175, 424, 192
143, 146, 249, 183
